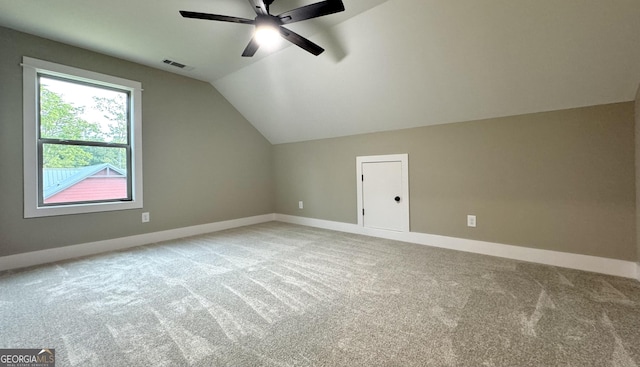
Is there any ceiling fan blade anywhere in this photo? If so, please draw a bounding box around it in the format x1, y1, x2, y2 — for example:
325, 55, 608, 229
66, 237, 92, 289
179, 11, 254, 25
277, 0, 345, 24
247, 0, 268, 15
242, 37, 260, 57
279, 26, 324, 56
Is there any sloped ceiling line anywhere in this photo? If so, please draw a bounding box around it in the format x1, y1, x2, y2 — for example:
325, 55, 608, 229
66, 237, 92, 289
1, 0, 639, 144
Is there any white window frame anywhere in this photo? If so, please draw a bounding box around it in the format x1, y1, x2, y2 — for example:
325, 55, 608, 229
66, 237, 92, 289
23, 56, 143, 218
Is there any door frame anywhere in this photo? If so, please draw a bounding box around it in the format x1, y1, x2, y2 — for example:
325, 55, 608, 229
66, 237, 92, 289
356, 154, 410, 232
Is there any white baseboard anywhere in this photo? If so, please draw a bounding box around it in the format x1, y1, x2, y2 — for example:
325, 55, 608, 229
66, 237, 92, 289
0, 213, 275, 272
3, 212, 637, 281
275, 214, 638, 280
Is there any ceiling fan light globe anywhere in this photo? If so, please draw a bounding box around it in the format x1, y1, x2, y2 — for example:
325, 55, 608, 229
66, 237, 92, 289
254, 26, 281, 49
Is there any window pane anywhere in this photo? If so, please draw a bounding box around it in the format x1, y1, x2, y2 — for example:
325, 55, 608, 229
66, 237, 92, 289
42, 144, 129, 204
39, 76, 128, 144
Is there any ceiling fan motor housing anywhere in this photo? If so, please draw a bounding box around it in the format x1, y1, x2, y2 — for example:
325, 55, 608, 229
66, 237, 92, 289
256, 14, 282, 28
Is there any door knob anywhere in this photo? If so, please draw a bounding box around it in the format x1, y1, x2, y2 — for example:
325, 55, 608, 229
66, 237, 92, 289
394, 196, 401, 202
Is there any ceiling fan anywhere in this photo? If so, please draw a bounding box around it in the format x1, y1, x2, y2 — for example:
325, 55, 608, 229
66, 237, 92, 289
180, 0, 345, 57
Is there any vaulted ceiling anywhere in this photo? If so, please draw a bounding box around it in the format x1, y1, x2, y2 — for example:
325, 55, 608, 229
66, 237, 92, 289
2, 0, 639, 144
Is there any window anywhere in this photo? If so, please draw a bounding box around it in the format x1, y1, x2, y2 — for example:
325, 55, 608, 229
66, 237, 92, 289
23, 57, 143, 217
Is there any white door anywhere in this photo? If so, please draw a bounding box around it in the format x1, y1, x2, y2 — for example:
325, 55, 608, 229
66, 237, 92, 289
357, 154, 409, 232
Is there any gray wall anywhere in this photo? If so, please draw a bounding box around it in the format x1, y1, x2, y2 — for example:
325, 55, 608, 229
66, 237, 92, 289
636, 84, 640, 265
1, 26, 636, 264
0, 27, 274, 257
274, 103, 636, 261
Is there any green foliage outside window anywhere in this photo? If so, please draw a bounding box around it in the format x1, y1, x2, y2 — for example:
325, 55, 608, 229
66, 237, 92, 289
40, 86, 128, 169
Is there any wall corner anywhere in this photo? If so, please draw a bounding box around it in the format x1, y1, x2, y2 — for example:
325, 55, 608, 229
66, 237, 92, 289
635, 82, 640, 269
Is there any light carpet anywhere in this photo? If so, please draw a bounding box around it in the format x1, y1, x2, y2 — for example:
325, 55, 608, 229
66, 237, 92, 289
1, 222, 639, 366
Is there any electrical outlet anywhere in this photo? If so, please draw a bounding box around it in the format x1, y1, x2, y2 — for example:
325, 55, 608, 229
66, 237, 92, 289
142, 212, 150, 223
298, 201, 304, 209
467, 215, 476, 228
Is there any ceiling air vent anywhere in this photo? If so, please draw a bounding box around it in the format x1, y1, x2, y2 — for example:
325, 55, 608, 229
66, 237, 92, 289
162, 59, 194, 71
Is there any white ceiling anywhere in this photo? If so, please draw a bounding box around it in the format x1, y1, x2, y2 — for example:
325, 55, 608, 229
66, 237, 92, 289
0, 0, 386, 81
2, 0, 640, 144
